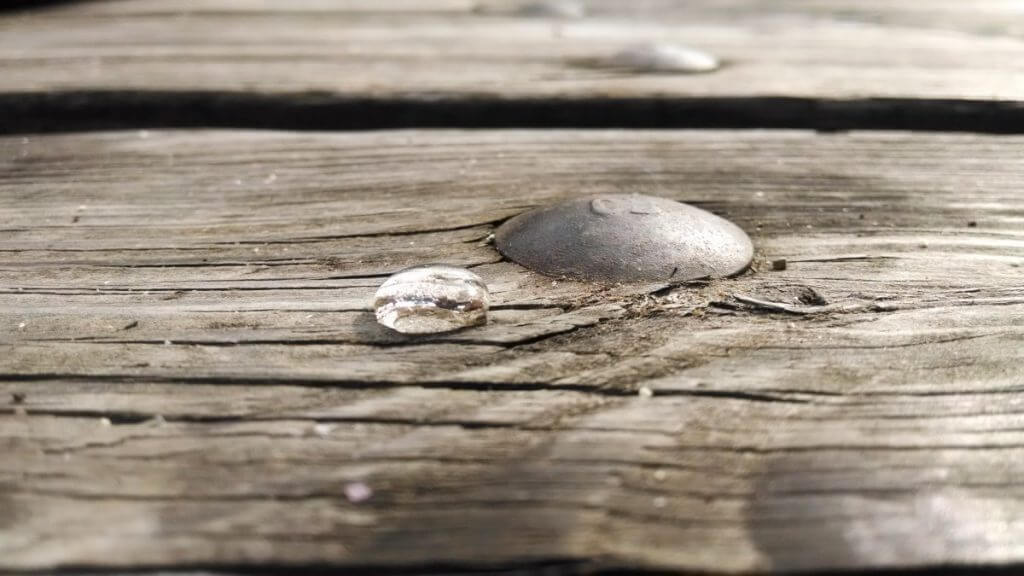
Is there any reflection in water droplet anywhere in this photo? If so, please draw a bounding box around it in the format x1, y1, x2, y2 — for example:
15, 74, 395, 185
374, 265, 489, 334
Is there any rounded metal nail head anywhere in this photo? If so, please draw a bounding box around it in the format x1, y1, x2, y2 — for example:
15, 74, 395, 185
495, 194, 753, 283
374, 265, 489, 334
607, 43, 719, 74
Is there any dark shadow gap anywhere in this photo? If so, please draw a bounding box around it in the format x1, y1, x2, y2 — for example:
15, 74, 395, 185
0, 0, 91, 15
1, 91, 1023, 134
10, 560, 1024, 576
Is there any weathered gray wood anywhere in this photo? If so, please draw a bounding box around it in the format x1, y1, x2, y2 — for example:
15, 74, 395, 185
2, 129, 1024, 573
1, 0, 1024, 100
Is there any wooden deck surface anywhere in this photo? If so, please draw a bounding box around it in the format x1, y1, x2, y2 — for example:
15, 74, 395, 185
2, 1, 1024, 575
4, 0, 1024, 100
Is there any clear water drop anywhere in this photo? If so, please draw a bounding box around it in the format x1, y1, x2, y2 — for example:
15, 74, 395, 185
374, 265, 489, 334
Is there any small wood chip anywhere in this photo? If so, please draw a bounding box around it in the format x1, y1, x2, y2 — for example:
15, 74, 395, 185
733, 294, 813, 315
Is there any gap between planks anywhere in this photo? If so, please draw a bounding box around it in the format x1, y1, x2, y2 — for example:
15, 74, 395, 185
1, 93, 1024, 136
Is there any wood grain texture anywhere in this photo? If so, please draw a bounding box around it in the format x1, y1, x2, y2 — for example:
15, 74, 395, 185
2, 129, 1024, 573
1, 0, 1024, 101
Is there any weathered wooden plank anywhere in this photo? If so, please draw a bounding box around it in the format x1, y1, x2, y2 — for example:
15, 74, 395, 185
2, 129, 1024, 573
2, 129, 1022, 379
6, 397, 1024, 572
1, 0, 1023, 101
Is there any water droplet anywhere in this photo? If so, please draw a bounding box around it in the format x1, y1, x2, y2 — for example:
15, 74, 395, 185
607, 43, 719, 74
638, 386, 654, 398
496, 194, 753, 283
374, 265, 489, 334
